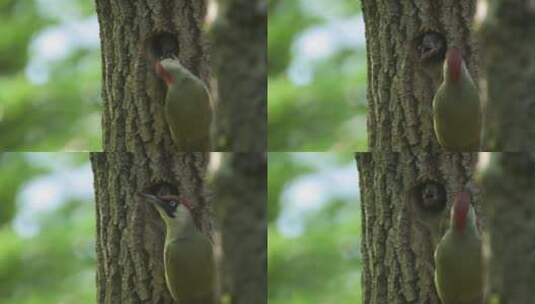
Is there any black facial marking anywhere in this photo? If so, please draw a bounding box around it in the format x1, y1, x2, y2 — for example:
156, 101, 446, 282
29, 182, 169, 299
159, 197, 180, 218
162, 202, 175, 218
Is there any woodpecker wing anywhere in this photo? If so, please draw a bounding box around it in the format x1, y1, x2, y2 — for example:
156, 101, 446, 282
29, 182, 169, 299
164, 234, 215, 302
434, 231, 483, 304
432, 72, 481, 151
165, 78, 212, 151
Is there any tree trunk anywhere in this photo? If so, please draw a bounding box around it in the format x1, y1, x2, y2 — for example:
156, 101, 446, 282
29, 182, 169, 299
356, 152, 479, 303
480, 153, 535, 303
213, 152, 267, 304
211, 0, 267, 152
91, 152, 211, 304
94, 1, 215, 302
95, 0, 210, 152
479, 1, 535, 151
94, 1, 267, 304
361, 0, 478, 151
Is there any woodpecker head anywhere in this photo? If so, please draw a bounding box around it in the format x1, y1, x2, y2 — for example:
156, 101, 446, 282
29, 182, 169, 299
450, 191, 477, 233
139, 192, 194, 228
154, 58, 193, 86
444, 47, 464, 83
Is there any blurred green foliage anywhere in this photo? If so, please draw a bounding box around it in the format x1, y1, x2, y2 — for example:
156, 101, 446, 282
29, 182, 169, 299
267, 152, 312, 222
0, 153, 95, 303
268, 0, 367, 151
0, 0, 101, 151
0, 1, 44, 74
268, 153, 361, 303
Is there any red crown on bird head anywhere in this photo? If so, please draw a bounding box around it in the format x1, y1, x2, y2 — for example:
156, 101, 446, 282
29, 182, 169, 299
154, 61, 175, 86
452, 191, 471, 231
446, 47, 463, 83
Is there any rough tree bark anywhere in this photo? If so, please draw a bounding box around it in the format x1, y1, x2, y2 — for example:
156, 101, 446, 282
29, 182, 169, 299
94, 0, 266, 303
361, 0, 478, 151
211, 0, 267, 152
95, 0, 210, 152
480, 153, 535, 303
212, 152, 267, 304
91, 152, 211, 304
356, 152, 480, 304
359, 1, 481, 301
479, 1, 535, 151
93, 1, 215, 303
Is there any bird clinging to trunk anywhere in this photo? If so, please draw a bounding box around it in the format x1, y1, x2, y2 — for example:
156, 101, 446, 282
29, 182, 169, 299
432, 48, 481, 151
434, 191, 483, 304
154, 58, 213, 151
139, 192, 215, 304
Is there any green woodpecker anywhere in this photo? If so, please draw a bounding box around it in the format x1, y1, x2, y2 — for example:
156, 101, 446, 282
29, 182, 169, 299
155, 58, 212, 151
434, 191, 483, 304
140, 193, 215, 304
432, 48, 481, 151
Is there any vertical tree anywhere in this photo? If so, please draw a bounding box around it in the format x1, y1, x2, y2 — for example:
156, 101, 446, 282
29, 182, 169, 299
211, 0, 267, 151
477, 4, 535, 300
359, 1, 481, 301
213, 152, 267, 304
93, 0, 213, 301
361, 0, 478, 151
479, 1, 535, 150
356, 152, 479, 303
210, 1, 268, 299
92, 0, 213, 303
91, 152, 210, 304
480, 153, 535, 303
96, 0, 210, 152
93, 0, 267, 303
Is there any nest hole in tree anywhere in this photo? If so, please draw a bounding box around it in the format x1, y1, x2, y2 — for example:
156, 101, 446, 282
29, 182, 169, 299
144, 32, 179, 62
413, 31, 447, 64
410, 180, 447, 215
141, 181, 180, 198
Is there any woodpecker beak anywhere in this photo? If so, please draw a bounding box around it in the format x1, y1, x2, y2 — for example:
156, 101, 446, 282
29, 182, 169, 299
138, 192, 165, 209
139, 192, 162, 206
138, 192, 177, 218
